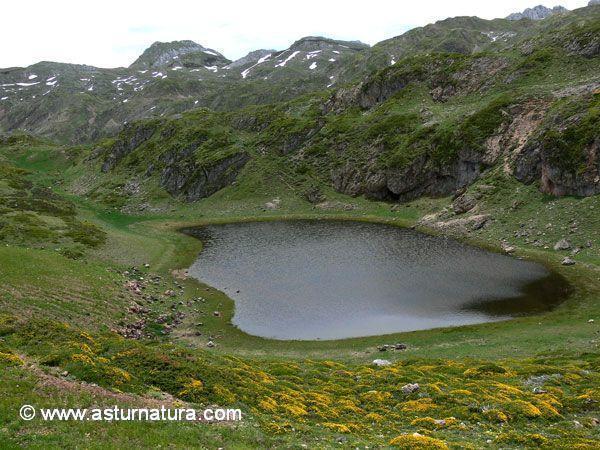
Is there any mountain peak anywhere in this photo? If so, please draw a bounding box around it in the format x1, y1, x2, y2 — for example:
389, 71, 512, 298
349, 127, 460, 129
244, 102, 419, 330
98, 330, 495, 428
130, 40, 229, 69
227, 49, 277, 69
289, 36, 369, 52
506, 4, 568, 21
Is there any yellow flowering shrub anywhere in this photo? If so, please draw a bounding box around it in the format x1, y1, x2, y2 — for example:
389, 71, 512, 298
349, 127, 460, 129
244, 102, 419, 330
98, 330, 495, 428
322, 422, 351, 433
213, 384, 236, 404
533, 400, 561, 418
103, 366, 132, 386
179, 378, 204, 399
365, 412, 384, 423
258, 397, 278, 413
482, 408, 509, 423
509, 400, 542, 418
337, 399, 363, 414
389, 433, 448, 449
281, 403, 308, 417
0, 351, 24, 366
361, 390, 392, 403
401, 398, 436, 413
491, 382, 523, 396
411, 417, 457, 429
71, 353, 95, 365
449, 389, 472, 396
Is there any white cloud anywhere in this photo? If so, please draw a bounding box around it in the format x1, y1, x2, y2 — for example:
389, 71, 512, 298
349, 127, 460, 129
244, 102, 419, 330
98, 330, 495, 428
0, 0, 590, 68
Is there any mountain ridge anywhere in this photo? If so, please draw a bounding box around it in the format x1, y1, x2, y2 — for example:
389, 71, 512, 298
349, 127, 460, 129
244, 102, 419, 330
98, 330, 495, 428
0, 3, 598, 144
506, 4, 569, 21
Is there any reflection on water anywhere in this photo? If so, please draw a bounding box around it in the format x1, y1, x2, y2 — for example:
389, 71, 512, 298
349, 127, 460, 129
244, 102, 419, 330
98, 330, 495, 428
185, 220, 569, 340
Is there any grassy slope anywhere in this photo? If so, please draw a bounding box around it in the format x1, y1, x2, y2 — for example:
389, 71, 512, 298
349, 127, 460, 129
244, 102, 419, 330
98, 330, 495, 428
1, 139, 599, 448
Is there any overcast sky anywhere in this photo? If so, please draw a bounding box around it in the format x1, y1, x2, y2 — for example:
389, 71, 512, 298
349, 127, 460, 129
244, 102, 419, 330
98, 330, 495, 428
0, 0, 590, 68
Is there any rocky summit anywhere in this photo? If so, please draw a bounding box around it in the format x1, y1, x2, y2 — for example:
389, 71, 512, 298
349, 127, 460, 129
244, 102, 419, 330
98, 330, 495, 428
506, 4, 569, 20
129, 40, 231, 70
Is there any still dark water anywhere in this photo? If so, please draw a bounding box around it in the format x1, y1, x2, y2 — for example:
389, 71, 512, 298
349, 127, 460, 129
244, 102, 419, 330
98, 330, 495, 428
186, 220, 568, 340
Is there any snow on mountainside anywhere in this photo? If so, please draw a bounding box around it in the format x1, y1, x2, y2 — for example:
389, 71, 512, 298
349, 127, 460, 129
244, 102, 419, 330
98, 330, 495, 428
129, 40, 230, 70
1, 2, 598, 144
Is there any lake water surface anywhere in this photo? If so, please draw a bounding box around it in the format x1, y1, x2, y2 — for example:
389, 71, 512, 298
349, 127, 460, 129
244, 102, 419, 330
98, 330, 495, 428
187, 220, 569, 340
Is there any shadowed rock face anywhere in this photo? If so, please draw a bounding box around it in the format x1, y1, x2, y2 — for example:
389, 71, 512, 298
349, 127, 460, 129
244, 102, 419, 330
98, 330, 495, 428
160, 152, 250, 202
100, 123, 157, 173
515, 140, 600, 197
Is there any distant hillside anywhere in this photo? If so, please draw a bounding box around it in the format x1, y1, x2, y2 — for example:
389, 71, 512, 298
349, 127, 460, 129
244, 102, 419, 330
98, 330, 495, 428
0, 3, 598, 146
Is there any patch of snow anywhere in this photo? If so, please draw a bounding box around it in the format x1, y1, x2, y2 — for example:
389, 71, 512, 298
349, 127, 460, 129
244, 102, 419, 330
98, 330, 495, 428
194, 100, 199, 104
28, 74, 38, 80
171, 66, 183, 71
87, 85, 94, 91
122, 99, 129, 103
483, 31, 517, 42
329, 58, 336, 62
203, 50, 218, 56
241, 53, 272, 79
138, 70, 148, 74
390, 58, 396, 65
1, 83, 15, 87
46, 80, 57, 86
204, 66, 218, 72
1, 96, 8, 100
275, 51, 300, 67
16, 82, 39, 87
309, 62, 317, 70
332, 50, 340, 54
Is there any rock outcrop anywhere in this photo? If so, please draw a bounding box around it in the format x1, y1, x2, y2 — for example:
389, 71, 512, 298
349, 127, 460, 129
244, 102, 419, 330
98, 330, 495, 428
100, 123, 157, 172
160, 152, 250, 202
130, 40, 230, 69
507, 5, 568, 21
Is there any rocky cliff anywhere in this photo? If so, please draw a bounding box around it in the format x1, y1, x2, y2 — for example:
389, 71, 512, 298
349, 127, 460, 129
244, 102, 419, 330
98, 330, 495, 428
507, 5, 568, 21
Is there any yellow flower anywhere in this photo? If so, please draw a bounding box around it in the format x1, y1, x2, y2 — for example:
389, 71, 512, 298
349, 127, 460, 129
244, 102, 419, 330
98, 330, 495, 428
71, 353, 95, 366
482, 408, 508, 423
410, 417, 457, 429
179, 378, 204, 398
258, 397, 278, 413
0, 352, 24, 366
365, 412, 384, 423
389, 433, 448, 449
322, 422, 351, 433
401, 398, 436, 413
361, 390, 392, 403
281, 404, 308, 417
509, 400, 542, 418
